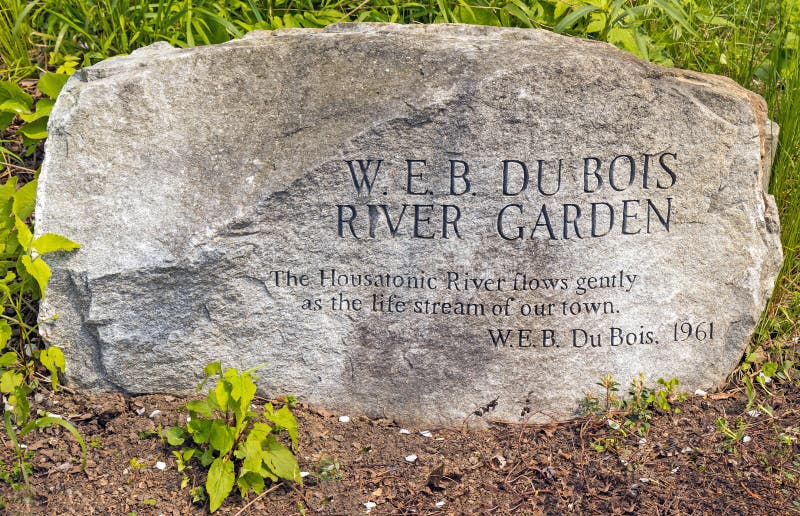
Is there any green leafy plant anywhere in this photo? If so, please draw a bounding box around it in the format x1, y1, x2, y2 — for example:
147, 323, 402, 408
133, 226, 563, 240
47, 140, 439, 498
715, 416, 747, 453
166, 362, 301, 513
582, 373, 686, 440
0, 108, 82, 495
1, 73, 68, 164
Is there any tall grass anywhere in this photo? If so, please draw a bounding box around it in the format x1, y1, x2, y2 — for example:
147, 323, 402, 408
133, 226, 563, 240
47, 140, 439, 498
0, 0, 38, 80
673, 0, 800, 363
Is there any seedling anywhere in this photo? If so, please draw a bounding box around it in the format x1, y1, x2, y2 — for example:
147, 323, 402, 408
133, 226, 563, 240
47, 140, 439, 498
166, 362, 301, 512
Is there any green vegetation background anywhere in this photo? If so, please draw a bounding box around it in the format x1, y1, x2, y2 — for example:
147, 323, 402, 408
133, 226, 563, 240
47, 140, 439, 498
0, 0, 798, 382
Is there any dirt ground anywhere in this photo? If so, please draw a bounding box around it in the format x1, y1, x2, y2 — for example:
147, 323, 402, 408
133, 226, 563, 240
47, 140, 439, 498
0, 376, 797, 515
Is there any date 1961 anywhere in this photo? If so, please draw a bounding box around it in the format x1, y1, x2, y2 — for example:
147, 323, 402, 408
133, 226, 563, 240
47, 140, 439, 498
673, 321, 714, 342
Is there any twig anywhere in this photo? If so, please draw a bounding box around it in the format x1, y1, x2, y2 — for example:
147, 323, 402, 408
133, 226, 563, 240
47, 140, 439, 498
34, 372, 77, 394
233, 482, 284, 516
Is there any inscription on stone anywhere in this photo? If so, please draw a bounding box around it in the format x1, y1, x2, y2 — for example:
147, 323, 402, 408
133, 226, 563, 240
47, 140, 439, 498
36, 23, 783, 425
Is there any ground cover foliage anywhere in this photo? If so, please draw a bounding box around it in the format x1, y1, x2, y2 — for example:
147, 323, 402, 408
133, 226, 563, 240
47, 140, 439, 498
0, 0, 798, 512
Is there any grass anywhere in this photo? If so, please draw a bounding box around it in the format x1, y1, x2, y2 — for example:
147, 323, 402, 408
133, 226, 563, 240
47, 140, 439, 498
0, 0, 37, 80
0, 0, 798, 383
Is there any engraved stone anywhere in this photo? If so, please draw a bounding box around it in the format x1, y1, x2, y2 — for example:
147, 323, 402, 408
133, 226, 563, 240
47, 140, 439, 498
36, 23, 783, 425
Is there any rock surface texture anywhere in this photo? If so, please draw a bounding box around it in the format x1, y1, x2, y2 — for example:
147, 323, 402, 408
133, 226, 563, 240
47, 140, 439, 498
37, 23, 782, 425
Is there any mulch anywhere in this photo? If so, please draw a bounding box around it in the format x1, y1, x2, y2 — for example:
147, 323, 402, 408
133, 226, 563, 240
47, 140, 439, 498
0, 378, 797, 515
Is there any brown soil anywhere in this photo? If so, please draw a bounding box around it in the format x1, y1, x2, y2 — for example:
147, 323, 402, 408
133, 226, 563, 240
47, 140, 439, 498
0, 380, 798, 515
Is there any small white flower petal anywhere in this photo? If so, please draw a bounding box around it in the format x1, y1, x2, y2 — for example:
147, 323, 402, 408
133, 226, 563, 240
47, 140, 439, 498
420, 430, 433, 438
405, 454, 418, 463
135, 407, 146, 416
742, 435, 752, 443
300, 471, 310, 478
155, 461, 166, 470
694, 389, 708, 396
399, 428, 410, 434
435, 500, 445, 508
338, 415, 351, 423
149, 409, 162, 418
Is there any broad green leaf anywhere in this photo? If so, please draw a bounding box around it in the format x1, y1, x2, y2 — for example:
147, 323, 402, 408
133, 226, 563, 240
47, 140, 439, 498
0, 369, 23, 393
185, 399, 214, 417
0, 320, 11, 349
453, 4, 500, 26
187, 417, 213, 444
38, 73, 70, 99
263, 434, 300, 482
165, 426, 186, 446
0, 112, 13, 132
199, 447, 215, 467
209, 420, 235, 455
762, 362, 778, 377
40, 346, 65, 372
214, 375, 231, 409
19, 99, 54, 123
264, 403, 299, 448
226, 368, 245, 401
249, 422, 271, 441
0, 351, 17, 367
239, 433, 263, 475
21, 255, 51, 296
607, 27, 639, 55
40, 346, 65, 390
0, 177, 17, 201
204, 361, 222, 377
33, 233, 81, 254
15, 217, 32, 251
0, 81, 33, 108
9, 385, 30, 423
207, 458, 235, 512
17, 117, 48, 140
13, 180, 37, 220
585, 13, 606, 33
237, 471, 265, 497
0, 99, 30, 114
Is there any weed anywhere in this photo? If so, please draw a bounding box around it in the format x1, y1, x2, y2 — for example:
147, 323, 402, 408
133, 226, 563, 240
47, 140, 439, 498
166, 362, 301, 513
0, 167, 83, 498
129, 457, 148, 469
715, 417, 747, 453
583, 373, 686, 441
313, 457, 342, 482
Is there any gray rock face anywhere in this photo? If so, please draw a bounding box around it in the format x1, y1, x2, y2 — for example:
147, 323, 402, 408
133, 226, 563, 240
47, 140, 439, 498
37, 23, 782, 425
